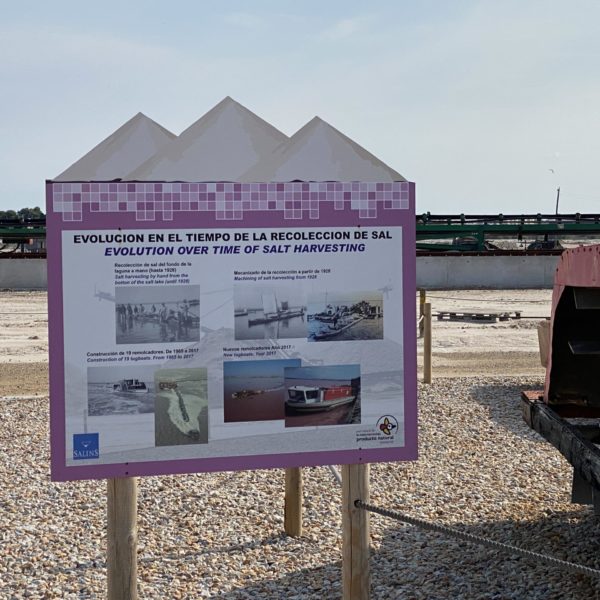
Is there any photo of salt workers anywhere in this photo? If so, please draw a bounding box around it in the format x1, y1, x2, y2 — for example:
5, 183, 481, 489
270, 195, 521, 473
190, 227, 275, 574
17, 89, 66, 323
115, 285, 200, 344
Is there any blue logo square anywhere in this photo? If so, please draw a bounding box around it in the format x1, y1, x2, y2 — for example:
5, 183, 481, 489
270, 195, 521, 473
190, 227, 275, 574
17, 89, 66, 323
73, 433, 99, 460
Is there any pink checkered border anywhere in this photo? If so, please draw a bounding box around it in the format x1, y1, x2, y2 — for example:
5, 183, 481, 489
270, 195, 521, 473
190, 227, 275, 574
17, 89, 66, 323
51, 181, 410, 222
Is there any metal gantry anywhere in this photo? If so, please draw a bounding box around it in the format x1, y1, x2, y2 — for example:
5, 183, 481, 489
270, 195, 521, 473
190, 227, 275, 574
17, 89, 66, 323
416, 213, 600, 252
3, 213, 600, 255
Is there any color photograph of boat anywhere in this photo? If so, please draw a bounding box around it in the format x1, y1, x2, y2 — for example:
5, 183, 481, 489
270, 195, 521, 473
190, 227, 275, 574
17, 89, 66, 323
284, 364, 361, 427
234, 285, 307, 340
286, 384, 356, 411
307, 291, 384, 342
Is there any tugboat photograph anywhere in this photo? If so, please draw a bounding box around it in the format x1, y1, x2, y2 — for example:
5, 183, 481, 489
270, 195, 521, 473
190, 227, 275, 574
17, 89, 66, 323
284, 364, 361, 427
87, 365, 155, 416
307, 290, 384, 341
113, 378, 149, 394
234, 285, 307, 340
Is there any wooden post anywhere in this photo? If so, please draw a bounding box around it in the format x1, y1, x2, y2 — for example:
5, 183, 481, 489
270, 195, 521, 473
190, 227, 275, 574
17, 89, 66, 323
419, 289, 426, 338
342, 463, 370, 600
284, 467, 303, 536
107, 477, 138, 600
423, 302, 432, 384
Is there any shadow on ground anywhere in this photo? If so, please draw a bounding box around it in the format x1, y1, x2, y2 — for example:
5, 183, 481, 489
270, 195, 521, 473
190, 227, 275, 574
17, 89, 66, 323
210, 506, 600, 599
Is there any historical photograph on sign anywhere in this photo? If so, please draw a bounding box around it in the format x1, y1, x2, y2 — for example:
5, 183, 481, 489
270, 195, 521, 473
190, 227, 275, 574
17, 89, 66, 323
115, 285, 200, 344
154, 367, 208, 446
233, 284, 307, 340
87, 365, 156, 416
284, 364, 361, 427
306, 291, 384, 341
223, 358, 301, 422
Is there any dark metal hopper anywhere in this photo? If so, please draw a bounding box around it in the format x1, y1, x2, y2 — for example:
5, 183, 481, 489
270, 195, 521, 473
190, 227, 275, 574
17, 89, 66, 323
545, 245, 600, 412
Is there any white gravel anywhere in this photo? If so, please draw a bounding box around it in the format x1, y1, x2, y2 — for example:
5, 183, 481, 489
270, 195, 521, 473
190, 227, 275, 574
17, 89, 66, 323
2, 377, 600, 599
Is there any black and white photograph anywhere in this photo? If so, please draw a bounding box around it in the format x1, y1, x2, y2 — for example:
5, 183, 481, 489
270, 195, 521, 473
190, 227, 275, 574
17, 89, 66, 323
154, 367, 208, 446
115, 285, 200, 344
87, 365, 156, 416
307, 290, 384, 341
234, 284, 307, 340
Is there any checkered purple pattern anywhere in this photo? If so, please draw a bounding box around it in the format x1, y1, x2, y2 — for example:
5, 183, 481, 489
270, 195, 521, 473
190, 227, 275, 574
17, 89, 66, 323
50, 181, 410, 222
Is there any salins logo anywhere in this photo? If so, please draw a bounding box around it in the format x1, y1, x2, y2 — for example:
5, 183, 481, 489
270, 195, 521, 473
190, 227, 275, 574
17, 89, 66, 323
73, 433, 99, 460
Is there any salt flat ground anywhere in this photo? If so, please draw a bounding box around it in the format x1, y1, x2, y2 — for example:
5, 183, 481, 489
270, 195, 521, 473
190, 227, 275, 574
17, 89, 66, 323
1, 290, 599, 599
418, 288, 550, 377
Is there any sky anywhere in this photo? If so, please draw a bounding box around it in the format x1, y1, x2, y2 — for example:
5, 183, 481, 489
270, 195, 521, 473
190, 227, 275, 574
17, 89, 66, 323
2, 0, 599, 215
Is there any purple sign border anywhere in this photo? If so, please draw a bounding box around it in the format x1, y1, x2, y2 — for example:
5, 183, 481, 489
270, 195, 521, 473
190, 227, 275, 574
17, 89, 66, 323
47, 181, 417, 481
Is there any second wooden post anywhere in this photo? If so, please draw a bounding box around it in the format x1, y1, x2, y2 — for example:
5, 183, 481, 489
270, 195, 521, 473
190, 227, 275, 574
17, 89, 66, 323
423, 302, 432, 384
342, 463, 370, 600
107, 477, 138, 600
284, 467, 303, 537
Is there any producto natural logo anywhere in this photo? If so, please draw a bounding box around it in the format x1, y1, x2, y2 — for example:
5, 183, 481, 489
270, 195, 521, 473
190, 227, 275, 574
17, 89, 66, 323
376, 415, 398, 436
73, 433, 100, 460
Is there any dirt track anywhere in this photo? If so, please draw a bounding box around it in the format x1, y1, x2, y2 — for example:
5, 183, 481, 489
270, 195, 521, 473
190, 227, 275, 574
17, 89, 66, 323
427, 350, 543, 377
0, 363, 48, 396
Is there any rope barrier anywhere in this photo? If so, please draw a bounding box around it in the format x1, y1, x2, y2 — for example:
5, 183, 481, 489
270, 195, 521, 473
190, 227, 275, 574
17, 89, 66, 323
328, 465, 342, 485
355, 499, 600, 578
326, 466, 600, 578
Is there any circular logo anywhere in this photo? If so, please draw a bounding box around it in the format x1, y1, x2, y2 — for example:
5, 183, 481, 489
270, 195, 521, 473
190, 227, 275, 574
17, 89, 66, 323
376, 415, 399, 436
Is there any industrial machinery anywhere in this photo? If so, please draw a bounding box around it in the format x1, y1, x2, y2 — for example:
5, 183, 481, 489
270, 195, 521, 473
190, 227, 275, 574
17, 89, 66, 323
523, 244, 600, 511
0, 217, 46, 254
544, 245, 600, 411
3, 213, 600, 256
417, 212, 600, 253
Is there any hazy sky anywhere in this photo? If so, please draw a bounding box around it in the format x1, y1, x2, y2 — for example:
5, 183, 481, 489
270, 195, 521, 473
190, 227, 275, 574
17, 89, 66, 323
2, 1, 599, 214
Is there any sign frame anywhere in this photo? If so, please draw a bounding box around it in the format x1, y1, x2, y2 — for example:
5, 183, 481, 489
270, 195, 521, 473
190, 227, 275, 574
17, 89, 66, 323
47, 181, 417, 481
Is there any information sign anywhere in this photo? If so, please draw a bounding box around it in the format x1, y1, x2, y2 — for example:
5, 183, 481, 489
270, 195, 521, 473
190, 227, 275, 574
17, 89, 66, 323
47, 181, 416, 480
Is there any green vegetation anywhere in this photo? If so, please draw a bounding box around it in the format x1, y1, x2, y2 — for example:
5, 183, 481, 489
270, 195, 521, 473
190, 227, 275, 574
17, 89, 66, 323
0, 207, 45, 220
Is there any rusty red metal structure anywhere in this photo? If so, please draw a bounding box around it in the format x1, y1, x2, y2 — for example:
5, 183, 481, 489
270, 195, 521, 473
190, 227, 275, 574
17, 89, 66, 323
522, 244, 600, 511
544, 244, 600, 414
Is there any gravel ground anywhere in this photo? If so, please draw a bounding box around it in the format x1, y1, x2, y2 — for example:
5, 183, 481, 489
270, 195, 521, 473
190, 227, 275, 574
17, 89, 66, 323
2, 291, 600, 598
2, 378, 600, 599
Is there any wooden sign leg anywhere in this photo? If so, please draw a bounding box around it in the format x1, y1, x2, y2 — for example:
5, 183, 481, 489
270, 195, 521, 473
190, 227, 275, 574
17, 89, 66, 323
342, 463, 370, 600
419, 289, 426, 338
423, 302, 432, 384
284, 467, 303, 537
107, 477, 138, 600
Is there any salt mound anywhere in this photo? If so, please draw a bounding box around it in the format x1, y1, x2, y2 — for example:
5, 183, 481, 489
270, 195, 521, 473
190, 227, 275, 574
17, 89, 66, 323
54, 113, 176, 181
243, 116, 405, 182
126, 97, 288, 181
